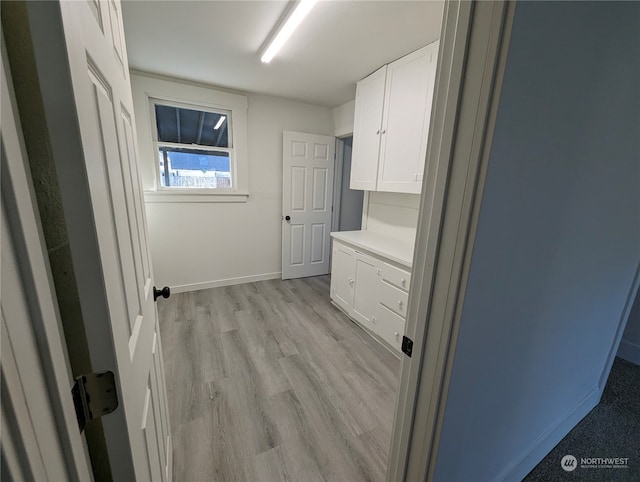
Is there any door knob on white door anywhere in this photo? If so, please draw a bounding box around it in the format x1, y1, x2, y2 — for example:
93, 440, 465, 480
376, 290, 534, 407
153, 286, 171, 301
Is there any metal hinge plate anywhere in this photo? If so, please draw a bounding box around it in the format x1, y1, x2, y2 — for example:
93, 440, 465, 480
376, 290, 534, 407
72, 371, 118, 433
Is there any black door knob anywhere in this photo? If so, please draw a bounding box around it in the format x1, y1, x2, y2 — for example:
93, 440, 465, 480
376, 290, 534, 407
285, 215, 291, 221
153, 286, 170, 301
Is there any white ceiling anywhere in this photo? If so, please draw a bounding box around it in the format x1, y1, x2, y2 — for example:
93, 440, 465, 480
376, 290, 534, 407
122, 1, 444, 108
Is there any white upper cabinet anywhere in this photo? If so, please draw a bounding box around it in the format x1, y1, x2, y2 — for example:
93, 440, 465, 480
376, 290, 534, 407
351, 66, 387, 190
350, 40, 439, 194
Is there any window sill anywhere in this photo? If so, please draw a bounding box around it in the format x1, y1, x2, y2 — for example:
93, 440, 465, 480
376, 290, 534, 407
144, 190, 250, 203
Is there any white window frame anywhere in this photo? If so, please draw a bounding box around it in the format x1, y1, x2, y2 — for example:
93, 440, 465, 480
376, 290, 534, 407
149, 97, 235, 193
130, 72, 249, 203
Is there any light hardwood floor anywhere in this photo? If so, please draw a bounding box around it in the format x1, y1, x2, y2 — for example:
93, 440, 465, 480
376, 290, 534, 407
158, 275, 400, 482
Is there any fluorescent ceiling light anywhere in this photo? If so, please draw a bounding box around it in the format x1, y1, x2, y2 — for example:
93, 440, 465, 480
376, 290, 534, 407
261, 0, 318, 64
214, 116, 226, 130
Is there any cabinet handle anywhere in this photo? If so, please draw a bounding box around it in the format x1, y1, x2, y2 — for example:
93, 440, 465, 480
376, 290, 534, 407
348, 278, 354, 285
382, 129, 386, 134
394, 331, 399, 337
376, 129, 380, 135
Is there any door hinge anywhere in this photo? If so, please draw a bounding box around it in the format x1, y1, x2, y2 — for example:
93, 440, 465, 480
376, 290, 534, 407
72, 371, 118, 433
402, 336, 413, 357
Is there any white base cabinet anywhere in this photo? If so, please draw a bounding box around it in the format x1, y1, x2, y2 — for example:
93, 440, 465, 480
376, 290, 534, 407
331, 242, 356, 313
330, 239, 411, 354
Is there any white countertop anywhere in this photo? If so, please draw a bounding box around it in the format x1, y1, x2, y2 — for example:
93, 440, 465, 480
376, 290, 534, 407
331, 230, 414, 268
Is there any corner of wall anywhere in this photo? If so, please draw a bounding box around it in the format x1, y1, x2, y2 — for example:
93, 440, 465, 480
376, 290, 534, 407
618, 288, 640, 365
332, 99, 355, 137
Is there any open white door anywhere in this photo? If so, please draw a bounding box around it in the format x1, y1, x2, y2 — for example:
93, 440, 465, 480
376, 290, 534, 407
18, 1, 171, 480
282, 131, 335, 279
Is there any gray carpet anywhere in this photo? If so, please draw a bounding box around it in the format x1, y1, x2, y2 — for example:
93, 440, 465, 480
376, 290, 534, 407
524, 357, 640, 481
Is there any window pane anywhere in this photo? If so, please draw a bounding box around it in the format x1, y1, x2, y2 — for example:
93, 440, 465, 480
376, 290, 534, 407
159, 147, 231, 189
155, 104, 229, 148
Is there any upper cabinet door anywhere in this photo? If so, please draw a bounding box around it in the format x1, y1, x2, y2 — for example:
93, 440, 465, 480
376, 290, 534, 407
350, 66, 387, 191
377, 43, 438, 194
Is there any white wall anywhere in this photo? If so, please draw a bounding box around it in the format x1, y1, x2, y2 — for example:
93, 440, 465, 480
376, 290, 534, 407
364, 192, 420, 243
332, 100, 355, 137
131, 73, 334, 291
618, 290, 640, 365
433, 2, 640, 481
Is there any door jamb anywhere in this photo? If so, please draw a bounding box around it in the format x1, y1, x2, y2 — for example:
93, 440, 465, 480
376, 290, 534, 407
387, 1, 515, 480
331, 137, 344, 234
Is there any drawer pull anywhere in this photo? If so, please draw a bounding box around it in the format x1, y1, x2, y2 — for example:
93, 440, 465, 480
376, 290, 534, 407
400, 278, 406, 286
398, 300, 403, 307
394, 331, 399, 337
348, 278, 354, 285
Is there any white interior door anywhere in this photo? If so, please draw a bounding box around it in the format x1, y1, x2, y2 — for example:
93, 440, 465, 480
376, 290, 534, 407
22, 1, 172, 480
282, 131, 335, 279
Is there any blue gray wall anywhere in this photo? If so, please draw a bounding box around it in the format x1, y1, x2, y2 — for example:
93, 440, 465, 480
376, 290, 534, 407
434, 2, 640, 481
338, 137, 364, 231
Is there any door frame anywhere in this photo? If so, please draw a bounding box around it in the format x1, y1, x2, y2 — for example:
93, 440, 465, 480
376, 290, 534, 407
331, 137, 345, 234
386, 1, 514, 481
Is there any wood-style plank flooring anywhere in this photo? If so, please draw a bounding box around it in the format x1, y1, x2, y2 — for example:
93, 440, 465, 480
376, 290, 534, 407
157, 275, 400, 482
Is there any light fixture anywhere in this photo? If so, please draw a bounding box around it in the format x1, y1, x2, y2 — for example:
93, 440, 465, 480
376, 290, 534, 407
214, 116, 226, 130
260, 0, 318, 63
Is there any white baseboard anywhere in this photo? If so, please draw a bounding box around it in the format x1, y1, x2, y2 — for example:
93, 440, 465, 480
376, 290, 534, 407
497, 386, 602, 482
617, 339, 640, 365
170, 272, 281, 294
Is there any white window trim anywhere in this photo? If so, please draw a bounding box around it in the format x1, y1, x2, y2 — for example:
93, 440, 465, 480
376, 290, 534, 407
130, 72, 249, 203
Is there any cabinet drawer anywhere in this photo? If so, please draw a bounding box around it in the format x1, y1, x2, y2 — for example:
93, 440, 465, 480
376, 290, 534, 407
382, 263, 411, 291
377, 305, 405, 352
379, 280, 409, 317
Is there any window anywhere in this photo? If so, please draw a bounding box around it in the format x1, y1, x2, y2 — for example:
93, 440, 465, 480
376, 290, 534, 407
132, 73, 249, 202
151, 100, 234, 190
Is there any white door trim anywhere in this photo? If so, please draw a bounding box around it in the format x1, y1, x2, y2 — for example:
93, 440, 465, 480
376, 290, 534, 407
1, 36, 93, 482
331, 137, 344, 234
387, 2, 515, 481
